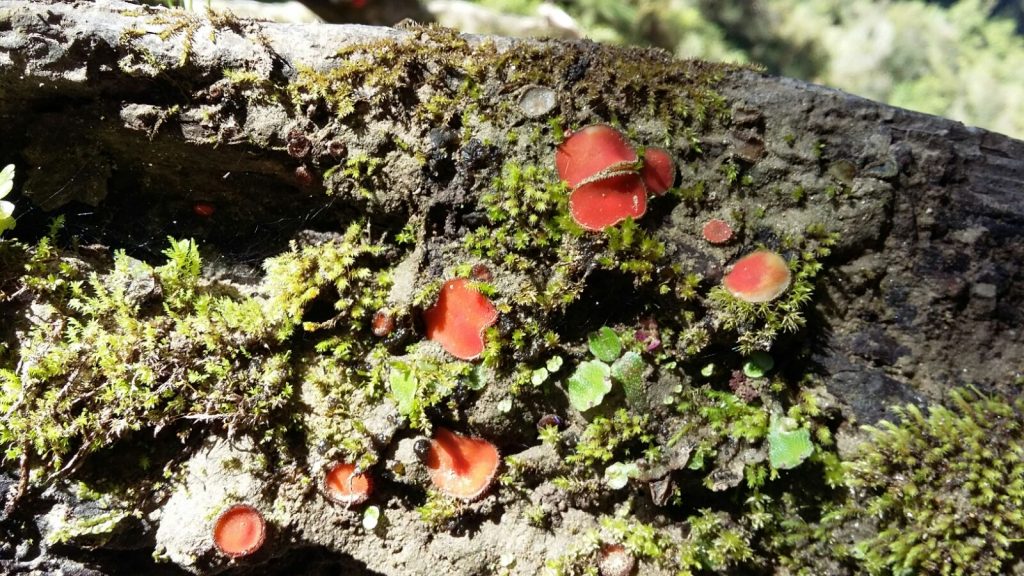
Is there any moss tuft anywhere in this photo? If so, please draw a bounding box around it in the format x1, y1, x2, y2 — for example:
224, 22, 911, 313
834, 389, 1024, 576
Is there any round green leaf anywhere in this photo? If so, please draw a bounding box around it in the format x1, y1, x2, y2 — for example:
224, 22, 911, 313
588, 327, 622, 362
567, 360, 612, 411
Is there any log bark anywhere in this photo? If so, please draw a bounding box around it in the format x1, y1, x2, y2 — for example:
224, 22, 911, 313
1, 1, 1023, 574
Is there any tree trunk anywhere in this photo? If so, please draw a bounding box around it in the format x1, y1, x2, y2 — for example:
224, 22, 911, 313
1, 1, 1022, 575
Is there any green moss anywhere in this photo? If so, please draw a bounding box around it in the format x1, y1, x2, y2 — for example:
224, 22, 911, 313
262, 222, 392, 344
0, 235, 292, 478
417, 489, 460, 527
832, 389, 1024, 576
707, 225, 839, 354
463, 162, 581, 273
565, 409, 654, 469
544, 510, 753, 576
386, 352, 472, 432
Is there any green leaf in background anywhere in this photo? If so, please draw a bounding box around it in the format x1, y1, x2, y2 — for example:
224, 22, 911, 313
0, 164, 15, 235
768, 416, 814, 470
611, 351, 646, 408
388, 362, 417, 416
0, 164, 13, 197
545, 355, 563, 373
567, 360, 612, 411
465, 364, 488, 391
587, 326, 622, 362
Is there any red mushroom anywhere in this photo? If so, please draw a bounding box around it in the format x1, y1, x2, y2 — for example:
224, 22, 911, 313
425, 428, 501, 502
555, 124, 638, 190
193, 202, 216, 218
212, 504, 266, 559
323, 462, 373, 506
568, 172, 647, 231
722, 250, 792, 303
423, 278, 499, 360
598, 543, 636, 576
702, 218, 734, 245
640, 147, 675, 196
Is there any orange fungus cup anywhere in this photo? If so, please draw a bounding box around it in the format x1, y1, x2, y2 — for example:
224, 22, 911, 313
640, 147, 675, 196
423, 278, 499, 360
722, 250, 792, 303
555, 124, 638, 189
555, 124, 676, 231
425, 428, 501, 502
212, 504, 266, 559
568, 172, 647, 231
323, 462, 373, 506
702, 218, 734, 245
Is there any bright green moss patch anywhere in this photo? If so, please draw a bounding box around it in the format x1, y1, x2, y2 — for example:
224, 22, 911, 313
262, 222, 392, 345
833, 389, 1024, 576
1, 234, 292, 477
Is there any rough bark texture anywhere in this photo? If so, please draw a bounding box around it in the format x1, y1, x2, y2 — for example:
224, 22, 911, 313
1, 1, 1023, 575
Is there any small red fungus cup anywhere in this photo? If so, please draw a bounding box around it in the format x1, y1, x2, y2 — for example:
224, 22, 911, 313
212, 504, 266, 559
722, 250, 792, 303
323, 462, 373, 506
423, 278, 499, 360
598, 543, 636, 576
425, 428, 501, 502
640, 147, 675, 195
702, 218, 734, 245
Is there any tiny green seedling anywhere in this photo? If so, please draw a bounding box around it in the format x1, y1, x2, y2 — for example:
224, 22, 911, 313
603, 461, 640, 489
767, 415, 814, 470
389, 362, 417, 416
1, 164, 16, 235
611, 351, 646, 408
567, 360, 612, 411
588, 327, 622, 363
362, 505, 381, 530
742, 352, 774, 378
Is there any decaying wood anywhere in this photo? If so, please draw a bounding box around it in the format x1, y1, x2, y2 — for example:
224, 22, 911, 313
1, 0, 1023, 574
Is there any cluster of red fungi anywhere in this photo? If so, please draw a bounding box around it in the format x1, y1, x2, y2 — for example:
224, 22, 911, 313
210, 124, 792, 562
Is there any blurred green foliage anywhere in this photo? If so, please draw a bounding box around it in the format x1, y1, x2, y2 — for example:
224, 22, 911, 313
471, 0, 1024, 138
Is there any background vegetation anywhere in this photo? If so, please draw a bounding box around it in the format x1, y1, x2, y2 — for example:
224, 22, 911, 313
460, 0, 1024, 139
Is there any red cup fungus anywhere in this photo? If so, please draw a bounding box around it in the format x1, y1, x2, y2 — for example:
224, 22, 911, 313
555, 124, 638, 190
212, 504, 266, 559
569, 173, 648, 232
423, 278, 498, 360
371, 309, 395, 338
598, 543, 636, 576
193, 202, 216, 218
701, 218, 734, 245
640, 147, 675, 195
323, 462, 373, 506
722, 250, 792, 303
425, 427, 501, 502
555, 124, 676, 231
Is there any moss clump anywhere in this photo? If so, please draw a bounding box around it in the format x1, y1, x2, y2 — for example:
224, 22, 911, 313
834, 389, 1024, 576
543, 510, 754, 576
386, 351, 474, 432
0, 235, 291, 477
707, 225, 839, 354
262, 222, 392, 346
464, 162, 581, 273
